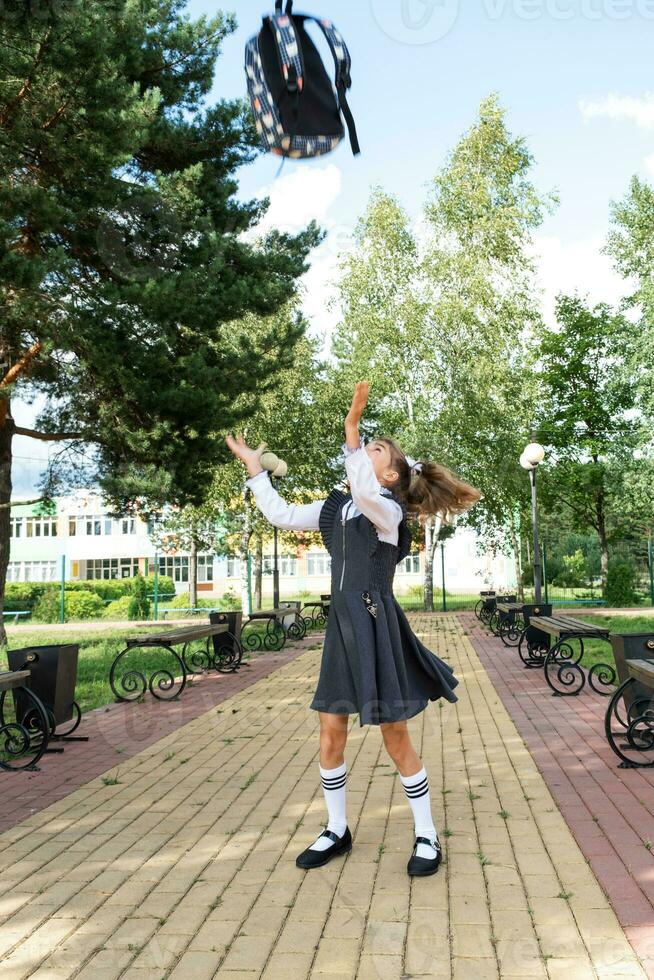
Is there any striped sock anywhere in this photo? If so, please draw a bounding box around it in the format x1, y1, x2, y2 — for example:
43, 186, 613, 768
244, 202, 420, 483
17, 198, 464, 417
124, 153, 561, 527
399, 765, 440, 859
309, 761, 348, 851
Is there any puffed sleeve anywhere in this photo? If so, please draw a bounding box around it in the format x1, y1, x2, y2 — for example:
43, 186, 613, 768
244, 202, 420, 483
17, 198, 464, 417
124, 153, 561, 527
245, 469, 324, 531
343, 446, 403, 537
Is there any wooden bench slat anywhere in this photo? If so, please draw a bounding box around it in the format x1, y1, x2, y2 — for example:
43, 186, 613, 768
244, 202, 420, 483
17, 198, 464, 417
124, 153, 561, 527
0, 669, 32, 692
529, 615, 610, 638
627, 659, 654, 688
126, 624, 228, 647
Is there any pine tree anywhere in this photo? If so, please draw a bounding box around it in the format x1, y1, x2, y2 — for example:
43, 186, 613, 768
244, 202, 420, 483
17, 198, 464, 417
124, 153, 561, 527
0, 2, 320, 639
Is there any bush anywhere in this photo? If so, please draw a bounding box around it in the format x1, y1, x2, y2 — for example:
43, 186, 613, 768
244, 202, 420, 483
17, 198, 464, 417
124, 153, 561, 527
128, 575, 150, 620
553, 550, 588, 589
32, 590, 61, 623
605, 559, 639, 607
33, 589, 105, 623
4, 582, 50, 611
221, 587, 240, 609
103, 596, 134, 620
66, 591, 106, 621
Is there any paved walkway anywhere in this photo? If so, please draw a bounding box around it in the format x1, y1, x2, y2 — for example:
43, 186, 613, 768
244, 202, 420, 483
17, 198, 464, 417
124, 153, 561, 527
0, 635, 320, 833
0, 613, 646, 978
464, 611, 654, 978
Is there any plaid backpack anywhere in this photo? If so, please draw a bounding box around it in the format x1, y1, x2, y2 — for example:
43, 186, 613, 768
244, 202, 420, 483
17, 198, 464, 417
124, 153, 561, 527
245, 0, 360, 160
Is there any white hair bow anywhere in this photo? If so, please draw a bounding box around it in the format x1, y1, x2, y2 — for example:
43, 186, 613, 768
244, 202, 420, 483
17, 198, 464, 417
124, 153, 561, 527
405, 455, 423, 476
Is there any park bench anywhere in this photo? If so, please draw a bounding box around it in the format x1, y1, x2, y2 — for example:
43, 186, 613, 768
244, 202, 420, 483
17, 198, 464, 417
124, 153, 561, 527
1, 610, 32, 625
300, 593, 331, 629
108, 619, 240, 703
527, 614, 616, 697
474, 591, 496, 625
0, 669, 52, 771
485, 595, 517, 636
494, 601, 526, 647
241, 601, 307, 652
604, 634, 654, 768
161, 606, 221, 619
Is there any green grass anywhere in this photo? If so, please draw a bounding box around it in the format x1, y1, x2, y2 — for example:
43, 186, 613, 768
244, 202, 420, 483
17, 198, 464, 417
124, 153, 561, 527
569, 614, 654, 674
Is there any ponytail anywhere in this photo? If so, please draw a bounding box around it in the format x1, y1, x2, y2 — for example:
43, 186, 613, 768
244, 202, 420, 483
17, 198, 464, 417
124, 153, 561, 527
377, 437, 481, 522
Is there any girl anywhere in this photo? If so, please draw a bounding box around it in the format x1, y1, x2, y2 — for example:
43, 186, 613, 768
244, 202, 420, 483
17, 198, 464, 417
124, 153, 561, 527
225, 381, 480, 877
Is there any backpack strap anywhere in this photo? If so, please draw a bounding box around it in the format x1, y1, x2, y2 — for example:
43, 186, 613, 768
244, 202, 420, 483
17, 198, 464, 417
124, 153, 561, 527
267, 9, 304, 94
307, 17, 360, 155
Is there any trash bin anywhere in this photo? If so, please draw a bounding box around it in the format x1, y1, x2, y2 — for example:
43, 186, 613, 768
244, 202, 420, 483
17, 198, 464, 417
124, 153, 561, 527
7, 644, 80, 728
209, 611, 243, 670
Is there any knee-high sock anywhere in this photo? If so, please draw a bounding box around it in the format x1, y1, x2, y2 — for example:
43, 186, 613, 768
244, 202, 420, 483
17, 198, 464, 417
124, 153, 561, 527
399, 765, 439, 859
309, 760, 348, 851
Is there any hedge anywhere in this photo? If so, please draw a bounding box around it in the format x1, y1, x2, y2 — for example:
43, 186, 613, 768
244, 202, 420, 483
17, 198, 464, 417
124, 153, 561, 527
3, 575, 176, 612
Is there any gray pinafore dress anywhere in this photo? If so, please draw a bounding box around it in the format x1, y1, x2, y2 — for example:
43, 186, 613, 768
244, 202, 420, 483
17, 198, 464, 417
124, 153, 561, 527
308, 486, 459, 726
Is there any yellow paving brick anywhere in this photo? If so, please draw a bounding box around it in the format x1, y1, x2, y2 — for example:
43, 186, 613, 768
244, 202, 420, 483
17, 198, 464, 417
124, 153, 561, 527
312, 936, 361, 975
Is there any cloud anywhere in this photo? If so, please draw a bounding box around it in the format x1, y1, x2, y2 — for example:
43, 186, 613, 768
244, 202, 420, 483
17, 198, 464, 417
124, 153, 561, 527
250, 164, 343, 237
578, 92, 654, 129
245, 164, 353, 355
530, 234, 633, 327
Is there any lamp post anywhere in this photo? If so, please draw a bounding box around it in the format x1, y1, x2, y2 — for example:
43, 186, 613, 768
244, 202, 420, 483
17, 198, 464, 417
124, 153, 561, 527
271, 475, 280, 608
520, 442, 546, 603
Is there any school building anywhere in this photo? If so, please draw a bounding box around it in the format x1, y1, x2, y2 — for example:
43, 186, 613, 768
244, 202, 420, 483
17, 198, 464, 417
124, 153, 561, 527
7, 492, 516, 597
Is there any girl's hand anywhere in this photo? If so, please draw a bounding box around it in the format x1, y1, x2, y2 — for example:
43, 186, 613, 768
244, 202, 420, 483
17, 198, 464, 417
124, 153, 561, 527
225, 433, 267, 478
345, 380, 369, 425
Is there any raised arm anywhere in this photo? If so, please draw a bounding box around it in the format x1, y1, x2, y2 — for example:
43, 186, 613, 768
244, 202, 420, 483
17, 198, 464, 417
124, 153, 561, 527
225, 432, 325, 532
245, 469, 324, 531
342, 438, 402, 537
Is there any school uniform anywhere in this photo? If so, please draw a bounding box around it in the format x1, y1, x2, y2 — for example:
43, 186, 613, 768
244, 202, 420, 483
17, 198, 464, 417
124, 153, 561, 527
245, 437, 459, 727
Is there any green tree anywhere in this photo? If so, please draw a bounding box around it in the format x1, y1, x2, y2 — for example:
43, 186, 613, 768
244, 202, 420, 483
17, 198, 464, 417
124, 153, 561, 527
0, 2, 319, 641
329, 96, 552, 607
606, 176, 654, 418
535, 295, 642, 587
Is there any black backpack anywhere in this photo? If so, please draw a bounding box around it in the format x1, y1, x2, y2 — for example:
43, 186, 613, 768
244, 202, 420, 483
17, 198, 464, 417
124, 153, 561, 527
245, 0, 360, 160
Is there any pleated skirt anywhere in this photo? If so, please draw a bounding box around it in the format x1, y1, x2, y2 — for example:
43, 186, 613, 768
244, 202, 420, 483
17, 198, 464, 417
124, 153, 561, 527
308, 588, 459, 726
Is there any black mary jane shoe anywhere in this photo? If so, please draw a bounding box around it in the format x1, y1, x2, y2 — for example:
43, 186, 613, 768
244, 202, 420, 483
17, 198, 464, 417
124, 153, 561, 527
407, 835, 442, 876
295, 826, 352, 869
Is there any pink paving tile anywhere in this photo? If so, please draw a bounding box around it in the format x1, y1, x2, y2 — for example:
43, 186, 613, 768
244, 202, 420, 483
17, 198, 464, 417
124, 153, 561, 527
462, 611, 654, 974
0, 633, 319, 832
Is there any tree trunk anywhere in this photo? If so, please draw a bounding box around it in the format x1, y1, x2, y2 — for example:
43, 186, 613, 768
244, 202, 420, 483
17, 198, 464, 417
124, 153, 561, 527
0, 412, 13, 647
254, 533, 263, 611
596, 489, 609, 592
189, 536, 198, 608
424, 516, 434, 612
509, 520, 524, 603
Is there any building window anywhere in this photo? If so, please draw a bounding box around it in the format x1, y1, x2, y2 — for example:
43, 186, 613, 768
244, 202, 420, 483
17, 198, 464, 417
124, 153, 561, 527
104, 518, 113, 535
24, 517, 58, 538
262, 555, 297, 576
9, 518, 23, 538
307, 553, 331, 576
197, 555, 214, 583
400, 553, 421, 575
227, 557, 241, 579
86, 558, 138, 580
69, 517, 76, 536
122, 518, 136, 535
158, 556, 189, 583
86, 517, 102, 536
18, 561, 58, 582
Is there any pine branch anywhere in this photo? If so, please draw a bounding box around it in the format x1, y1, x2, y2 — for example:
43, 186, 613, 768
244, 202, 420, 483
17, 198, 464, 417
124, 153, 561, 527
0, 497, 44, 511
13, 427, 83, 442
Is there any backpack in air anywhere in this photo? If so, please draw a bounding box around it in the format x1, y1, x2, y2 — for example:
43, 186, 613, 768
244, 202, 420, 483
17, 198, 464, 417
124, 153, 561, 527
245, 0, 360, 160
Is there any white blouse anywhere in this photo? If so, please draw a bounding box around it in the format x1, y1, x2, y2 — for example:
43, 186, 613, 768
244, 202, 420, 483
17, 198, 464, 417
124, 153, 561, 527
244, 438, 403, 545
